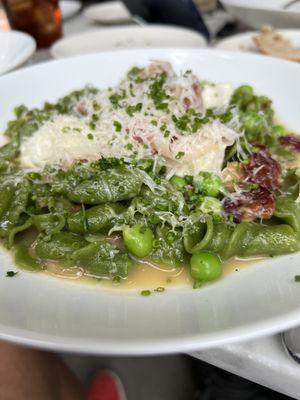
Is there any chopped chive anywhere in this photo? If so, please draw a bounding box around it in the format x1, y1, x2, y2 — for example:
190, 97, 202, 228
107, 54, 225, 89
91, 114, 99, 122
175, 151, 185, 159
89, 121, 96, 130
295, 275, 300, 282
154, 287, 165, 293
126, 103, 142, 117
193, 280, 203, 289
93, 101, 100, 111
6, 271, 18, 277
125, 143, 133, 150
62, 126, 71, 133
113, 276, 121, 284
160, 123, 167, 132
140, 289, 151, 296
113, 121, 122, 132
87, 133, 94, 140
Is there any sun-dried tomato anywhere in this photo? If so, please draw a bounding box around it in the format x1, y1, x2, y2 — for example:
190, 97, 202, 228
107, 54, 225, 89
279, 135, 300, 152
223, 187, 275, 222
132, 135, 144, 145
242, 149, 281, 191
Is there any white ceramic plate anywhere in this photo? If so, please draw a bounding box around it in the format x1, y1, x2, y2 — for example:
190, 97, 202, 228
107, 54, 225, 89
59, 0, 81, 20
0, 30, 36, 75
50, 25, 207, 59
221, 0, 300, 29
216, 29, 300, 57
83, 1, 131, 24
1, 49, 300, 355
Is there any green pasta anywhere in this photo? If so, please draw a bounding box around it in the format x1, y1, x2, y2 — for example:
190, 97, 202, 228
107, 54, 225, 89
184, 215, 300, 259
149, 227, 189, 268
68, 204, 124, 234
35, 232, 88, 260
67, 169, 143, 204
0, 178, 31, 237
71, 241, 132, 278
0, 62, 299, 289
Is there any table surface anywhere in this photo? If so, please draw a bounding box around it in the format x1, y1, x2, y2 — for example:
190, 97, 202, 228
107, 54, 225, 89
2, 7, 300, 399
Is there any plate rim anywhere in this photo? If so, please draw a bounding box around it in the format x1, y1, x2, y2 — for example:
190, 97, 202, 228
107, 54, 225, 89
1, 48, 300, 354
0, 305, 300, 355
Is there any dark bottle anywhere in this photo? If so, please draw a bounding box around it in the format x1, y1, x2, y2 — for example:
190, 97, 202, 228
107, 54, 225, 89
2, 0, 62, 48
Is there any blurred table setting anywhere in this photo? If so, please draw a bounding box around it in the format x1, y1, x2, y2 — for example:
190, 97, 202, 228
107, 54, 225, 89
1, 0, 300, 398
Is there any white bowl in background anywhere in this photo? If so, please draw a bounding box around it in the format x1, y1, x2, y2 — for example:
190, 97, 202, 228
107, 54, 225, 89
0, 30, 36, 75
50, 25, 207, 59
221, 0, 300, 29
83, 1, 132, 24
59, 0, 81, 20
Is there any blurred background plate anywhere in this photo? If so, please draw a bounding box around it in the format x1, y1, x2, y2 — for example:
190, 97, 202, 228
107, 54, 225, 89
215, 29, 300, 57
0, 30, 36, 75
50, 25, 207, 59
59, 0, 81, 20
221, 0, 300, 29
83, 1, 132, 24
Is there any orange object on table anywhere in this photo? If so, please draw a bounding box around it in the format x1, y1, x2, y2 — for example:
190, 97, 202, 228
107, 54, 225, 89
2, 0, 62, 48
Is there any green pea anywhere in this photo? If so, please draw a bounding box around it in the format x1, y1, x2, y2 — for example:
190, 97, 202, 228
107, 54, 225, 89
170, 175, 186, 188
237, 85, 253, 96
241, 111, 265, 140
198, 196, 222, 217
190, 251, 222, 281
123, 224, 154, 258
257, 96, 272, 112
232, 85, 254, 107
194, 172, 222, 197
272, 125, 286, 137
246, 101, 259, 112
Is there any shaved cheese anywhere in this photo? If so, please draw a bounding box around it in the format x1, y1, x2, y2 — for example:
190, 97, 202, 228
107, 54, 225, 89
19, 62, 238, 176
202, 83, 234, 110
154, 120, 238, 178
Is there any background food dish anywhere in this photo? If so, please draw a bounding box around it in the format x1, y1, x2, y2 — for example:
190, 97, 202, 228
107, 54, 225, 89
0, 49, 300, 355
216, 29, 300, 59
0, 30, 36, 75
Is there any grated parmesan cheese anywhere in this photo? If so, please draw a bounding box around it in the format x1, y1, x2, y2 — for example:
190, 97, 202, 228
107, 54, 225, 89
19, 62, 238, 176
202, 83, 234, 111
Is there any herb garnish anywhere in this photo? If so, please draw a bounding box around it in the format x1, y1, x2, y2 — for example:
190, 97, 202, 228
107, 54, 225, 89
113, 121, 122, 132
6, 271, 18, 277
126, 103, 142, 117
149, 73, 169, 111
175, 151, 185, 159
141, 290, 151, 296
109, 89, 126, 108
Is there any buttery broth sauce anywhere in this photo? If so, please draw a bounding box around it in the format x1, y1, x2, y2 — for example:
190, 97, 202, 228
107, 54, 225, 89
45, 256, 263, 290
10, 230, 265, 291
